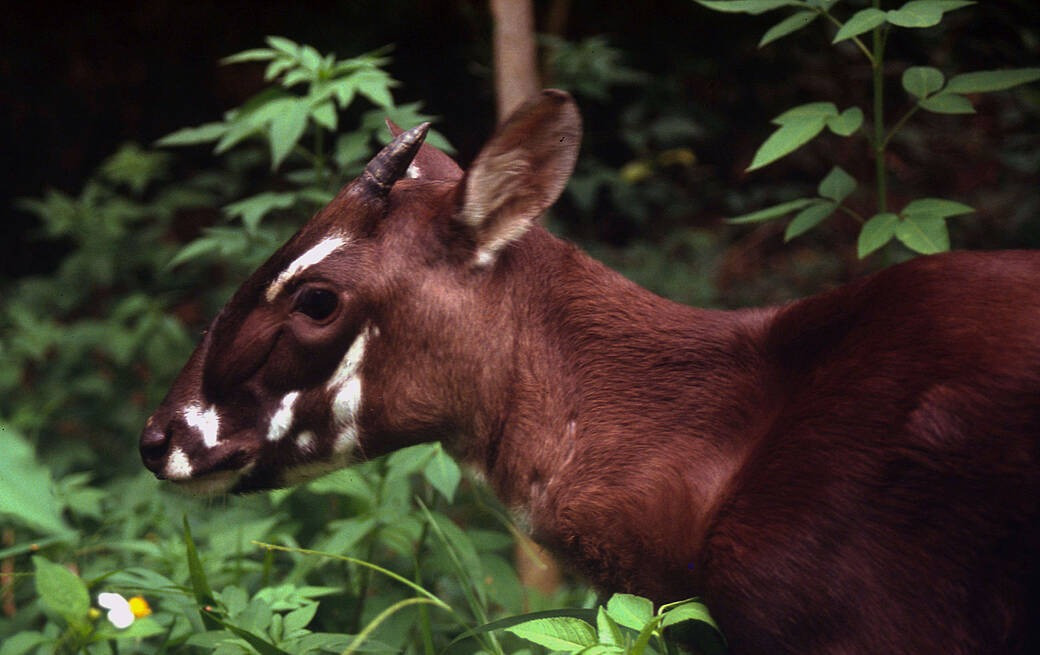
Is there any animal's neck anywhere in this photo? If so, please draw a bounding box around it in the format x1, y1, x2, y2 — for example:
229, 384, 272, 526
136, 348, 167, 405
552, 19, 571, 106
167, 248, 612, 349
465, 228, 776, 574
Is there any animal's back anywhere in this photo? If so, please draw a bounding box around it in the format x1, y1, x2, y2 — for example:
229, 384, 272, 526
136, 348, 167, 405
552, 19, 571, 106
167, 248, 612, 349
699, 251, 1040, 654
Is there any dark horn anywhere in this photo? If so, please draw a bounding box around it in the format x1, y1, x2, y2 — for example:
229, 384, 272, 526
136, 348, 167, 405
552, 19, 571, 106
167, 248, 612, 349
360, 122, 430, 196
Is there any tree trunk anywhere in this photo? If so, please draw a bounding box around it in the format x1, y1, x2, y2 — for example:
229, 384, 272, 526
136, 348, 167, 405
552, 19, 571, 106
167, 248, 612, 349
490, 0, 540, 123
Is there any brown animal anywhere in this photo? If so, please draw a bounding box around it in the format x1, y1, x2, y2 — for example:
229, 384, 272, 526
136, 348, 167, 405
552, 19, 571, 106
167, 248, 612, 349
141, 90, 1039, 653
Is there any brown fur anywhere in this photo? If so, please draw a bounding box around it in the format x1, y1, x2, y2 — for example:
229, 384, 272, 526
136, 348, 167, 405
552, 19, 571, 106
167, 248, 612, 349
142, 91, 1039, 653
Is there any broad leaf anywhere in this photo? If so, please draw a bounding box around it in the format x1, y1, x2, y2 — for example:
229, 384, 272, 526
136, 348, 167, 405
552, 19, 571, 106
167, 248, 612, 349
606, 593, 654, 632
424, 446, 462, 502
896, 214, 950, 254
784, 200, 836, 241
902, 197, 973, 219
832, 8, 886, 43
748, 116, 828, 171
826, 107, 863, 136
660, 600, 721, 631
0, 424, 71, 536
919, 93, 975, 114
817, 165, 856, 203
267, 98, 310, 169
505, 617, 597, 651
223, 191, 297, 232
694, 0, 806, 14
771, 101, 838, 125
33, 557, 90, 628
944, 68, 1040, 94
155, 122, 228, 147
886, 1, 974, 29
596, 607, 626, 647
857, 212, 899, 258
728, 197, 815, 223
759, 11, 817, 47
902, 66, 945, 99
310, 101, 337, 131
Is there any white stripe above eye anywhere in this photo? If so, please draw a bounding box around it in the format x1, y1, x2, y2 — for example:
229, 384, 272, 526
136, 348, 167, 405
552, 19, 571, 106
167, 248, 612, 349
265, 235, 348, 302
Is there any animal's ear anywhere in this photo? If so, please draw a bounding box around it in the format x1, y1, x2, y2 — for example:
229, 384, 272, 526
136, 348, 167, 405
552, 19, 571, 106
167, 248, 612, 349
386, 119, 463, 182
457, 90, 581, 265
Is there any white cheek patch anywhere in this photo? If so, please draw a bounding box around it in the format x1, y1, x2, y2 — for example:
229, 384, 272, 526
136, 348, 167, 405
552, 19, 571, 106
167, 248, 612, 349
295, 430, 315, 451
165, 447, 193, 480
266, 391, 300, 442
183, 404, 221, 448
326, 327, 370, 453
265, 235, 348, 302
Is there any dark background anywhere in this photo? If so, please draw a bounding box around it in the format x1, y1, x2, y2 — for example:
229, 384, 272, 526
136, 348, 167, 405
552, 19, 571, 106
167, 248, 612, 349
3, 0, 1039, 284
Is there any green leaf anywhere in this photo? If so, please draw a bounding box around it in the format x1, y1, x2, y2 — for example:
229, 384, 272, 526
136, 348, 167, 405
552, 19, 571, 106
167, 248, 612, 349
902, 66, 945, 99
759, 11, 817, 47
857, 212, 899, 258
183, 516, 220, 630
155, 122, 228, 147
886, 1, 974, 29
694, 0, 806, 14
166, 236, 223, 268
728, 197, 815, 223
896, 214, 950, 254
311, 101, 337, 131
267, 98, 310, 169
424, 446, 462, 502
505, 617, 597, 651
784, 200, 836, 241
264, 57, 295, 82
33, 556, 90, 627
298, 45, 323, 72
919, 93, 975, 114
354, 69, 396, 108
818, 165, 856, 202
596, 607, 626, 647
220, 48, 276, 65
944, 68, 1040, 94
223, 192, 297, 232
386, 443, 437, 480
748, 116, 828, 171
606, 593, 654, 632
771, 101, 838, 125
832, 8, 886, 43
265, 35, 300, 57
660, 600, 721, 631
0, 424, 71, 536
826, 106, 863, 136
901, 197, 974, 219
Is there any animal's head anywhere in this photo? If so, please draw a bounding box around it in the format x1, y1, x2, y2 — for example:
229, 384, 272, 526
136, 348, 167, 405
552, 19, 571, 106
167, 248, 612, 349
140, 90, 581, 494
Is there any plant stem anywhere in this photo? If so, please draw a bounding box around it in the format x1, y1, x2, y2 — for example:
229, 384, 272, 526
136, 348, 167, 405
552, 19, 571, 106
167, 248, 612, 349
871, 7, 888, 215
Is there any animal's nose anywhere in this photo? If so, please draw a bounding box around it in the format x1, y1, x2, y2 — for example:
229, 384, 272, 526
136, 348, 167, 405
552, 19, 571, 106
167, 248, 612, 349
139, 418, 171, 478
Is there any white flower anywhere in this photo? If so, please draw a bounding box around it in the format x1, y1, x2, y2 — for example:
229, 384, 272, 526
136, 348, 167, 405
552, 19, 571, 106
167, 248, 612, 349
97, 592, 151, 628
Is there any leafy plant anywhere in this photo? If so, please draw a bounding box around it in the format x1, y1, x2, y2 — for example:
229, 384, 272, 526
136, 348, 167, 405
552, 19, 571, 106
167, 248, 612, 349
696, 0, 1040, 257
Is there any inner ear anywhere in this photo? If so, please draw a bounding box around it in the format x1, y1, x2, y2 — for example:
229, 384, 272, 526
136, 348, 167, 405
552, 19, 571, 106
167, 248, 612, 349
457, 90, 582, 265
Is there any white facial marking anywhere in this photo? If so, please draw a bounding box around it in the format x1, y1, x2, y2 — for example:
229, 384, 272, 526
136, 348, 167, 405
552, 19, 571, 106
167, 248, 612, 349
406, 162, 422, 179
326, 326, 370, 455
166, 447, 193, 480
334, 424, 358, 453
267, 391, 300, 442
183, 404, 221, 448
474, 248, 496, 268
295, 430, 315, 451
265, 235, 347, 302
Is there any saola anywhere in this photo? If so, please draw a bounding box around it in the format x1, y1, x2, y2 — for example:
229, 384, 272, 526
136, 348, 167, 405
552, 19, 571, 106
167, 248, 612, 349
141, 90, 1040, 654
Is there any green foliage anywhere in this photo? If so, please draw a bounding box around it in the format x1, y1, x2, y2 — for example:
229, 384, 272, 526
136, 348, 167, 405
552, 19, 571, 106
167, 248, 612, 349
697, 0, 1040, 257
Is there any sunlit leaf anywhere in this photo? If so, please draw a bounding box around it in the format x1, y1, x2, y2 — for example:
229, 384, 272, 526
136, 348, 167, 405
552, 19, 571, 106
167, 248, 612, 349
826, 106, 863, 136
919, 93, 975, 114
857, 212, 899, 258
221, 48, 276, 65
944, 68, 1040, 94
606, 593, 654, 631
759, 11, 817, 47
902, 66, 945, 99
748, 116, 828, 171
694, 0, 806, 14
785, 200, 836, 241
817, 166, 856, 202
886, 1, 974, 28
901, 197, 974, 218
155, 122, 228, 147
832, 8, 886, 43
728, 198, 815, 223
267, 98, 310, 169
505, 617, 597, 650
771, 101, 838, 125
895, 214, 950, 254
34, 557, 90, 628
0, 424, 71, 536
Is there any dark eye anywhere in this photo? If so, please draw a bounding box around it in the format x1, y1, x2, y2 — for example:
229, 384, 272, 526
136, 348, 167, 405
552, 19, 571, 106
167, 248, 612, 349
294, 288, 339, 321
